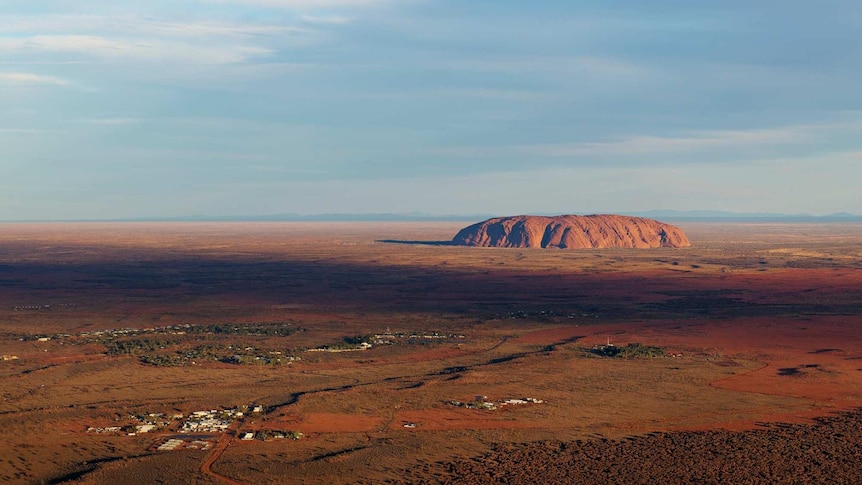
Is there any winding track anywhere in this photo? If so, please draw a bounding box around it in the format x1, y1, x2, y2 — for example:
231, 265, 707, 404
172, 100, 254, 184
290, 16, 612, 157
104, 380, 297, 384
196, 333, 533, 479
200, 420, 246, 485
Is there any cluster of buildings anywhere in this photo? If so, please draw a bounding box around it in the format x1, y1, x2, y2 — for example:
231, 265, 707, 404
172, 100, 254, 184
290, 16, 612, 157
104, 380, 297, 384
305, 330, 469, 354
21, 321, 266, 344
13, 304, 53, 311
500, 309, 587, 320
500, 398, 544, 406
86, 426, 123, 434
158, 439, 186, 451
12, 303, 75, 311
371, 331, 466, 345
245, 429, 303, 441
86, 405, 264, 437
86, 424, 160, 436
21, 323, 303, 367
224, 350, 301, 364
156, 438, 211, 451
179, 407, 252, 433
88, 412, 174, 435
448, 396, 545, 411
306, 342, 373, 353
24, 326, 141, 342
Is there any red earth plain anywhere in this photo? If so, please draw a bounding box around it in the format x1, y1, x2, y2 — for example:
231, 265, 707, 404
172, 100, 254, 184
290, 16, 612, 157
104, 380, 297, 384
0, 221, 860, 484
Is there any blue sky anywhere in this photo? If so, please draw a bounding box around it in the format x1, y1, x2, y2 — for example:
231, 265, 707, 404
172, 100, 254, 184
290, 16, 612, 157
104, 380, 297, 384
1, 0, 860, 219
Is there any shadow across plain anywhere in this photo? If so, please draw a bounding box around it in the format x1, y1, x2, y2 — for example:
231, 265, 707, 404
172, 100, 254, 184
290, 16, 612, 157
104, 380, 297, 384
0, 248, 856, 322
377, 239, 456, 246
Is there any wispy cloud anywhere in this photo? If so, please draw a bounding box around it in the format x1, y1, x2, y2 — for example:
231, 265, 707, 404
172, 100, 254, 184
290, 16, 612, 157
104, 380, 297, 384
443, 123, 850, 159
431, 88, 549, 101
0, 127, 56, 133
124, 20, 299, 39
567, 56, 654, 80
4, 15, 300, 39
526, 127, 809, 157
0, 13, 317, 67
0, 72, 68, 87
205, 0, 387, 7
0, 72, 69, 88
353, 87, 549, 101
0, 35, 273, 64
301, 15, 351, 25
78, 117, 141, 126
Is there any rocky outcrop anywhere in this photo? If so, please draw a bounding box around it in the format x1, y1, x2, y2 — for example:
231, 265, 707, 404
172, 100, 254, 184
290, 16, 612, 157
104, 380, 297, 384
452, 215, 690, 249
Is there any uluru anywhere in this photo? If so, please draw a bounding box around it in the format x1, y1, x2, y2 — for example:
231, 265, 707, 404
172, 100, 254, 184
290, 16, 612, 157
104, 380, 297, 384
452, 214, 691, 249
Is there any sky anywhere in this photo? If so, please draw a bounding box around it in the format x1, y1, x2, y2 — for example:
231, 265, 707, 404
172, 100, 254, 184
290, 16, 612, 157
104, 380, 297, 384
1, 0, 861, 220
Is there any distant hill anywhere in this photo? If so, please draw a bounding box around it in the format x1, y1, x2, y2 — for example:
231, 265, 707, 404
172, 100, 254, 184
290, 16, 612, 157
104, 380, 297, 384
625, 210, 862, 222
4, 211, 859, 223
154, 210, 861, 223
50, 213, 497, 223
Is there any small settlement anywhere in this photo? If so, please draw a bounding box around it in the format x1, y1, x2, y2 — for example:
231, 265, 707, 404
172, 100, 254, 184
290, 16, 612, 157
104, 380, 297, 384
447, 396, 545, 411
86, 404, 303, 451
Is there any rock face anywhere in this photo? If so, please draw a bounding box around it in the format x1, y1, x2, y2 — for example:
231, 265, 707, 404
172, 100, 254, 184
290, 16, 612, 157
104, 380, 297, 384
452, 214, 691, 249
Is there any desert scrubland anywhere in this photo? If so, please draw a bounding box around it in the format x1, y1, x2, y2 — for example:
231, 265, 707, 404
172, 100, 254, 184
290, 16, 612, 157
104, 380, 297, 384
0, 221, 860, 484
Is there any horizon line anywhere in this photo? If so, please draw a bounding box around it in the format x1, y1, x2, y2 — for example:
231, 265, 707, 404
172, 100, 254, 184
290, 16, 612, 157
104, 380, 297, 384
1, 210, 860, 224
